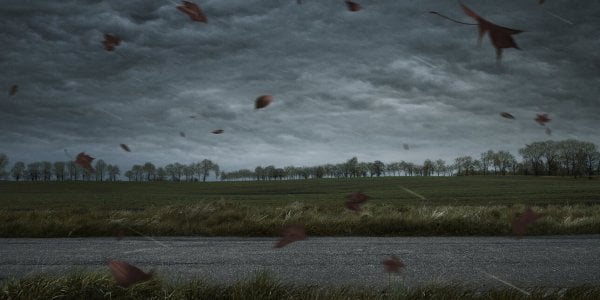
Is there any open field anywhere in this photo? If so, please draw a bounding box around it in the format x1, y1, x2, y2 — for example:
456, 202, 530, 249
2, 271, 599, 300
1, 176, 600, 237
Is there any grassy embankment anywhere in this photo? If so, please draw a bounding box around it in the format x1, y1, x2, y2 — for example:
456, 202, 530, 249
1, 176, 599, 237
2, 271, 599, 300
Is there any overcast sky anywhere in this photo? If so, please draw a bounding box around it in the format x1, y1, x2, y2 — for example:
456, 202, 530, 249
1, 0, 599, 172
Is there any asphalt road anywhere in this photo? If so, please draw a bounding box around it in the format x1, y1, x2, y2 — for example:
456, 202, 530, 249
1, 236, 599, 290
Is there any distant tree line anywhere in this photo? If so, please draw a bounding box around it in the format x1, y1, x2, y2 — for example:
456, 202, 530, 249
0, 139, 598, 182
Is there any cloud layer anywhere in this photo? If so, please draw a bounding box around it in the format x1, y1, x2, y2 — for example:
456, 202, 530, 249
1, 0, 599, 172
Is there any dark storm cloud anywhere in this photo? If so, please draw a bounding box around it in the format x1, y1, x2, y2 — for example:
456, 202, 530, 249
1, 0, 599, 172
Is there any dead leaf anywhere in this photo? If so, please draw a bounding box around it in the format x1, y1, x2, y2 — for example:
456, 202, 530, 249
535, 113, 551, 126
9, 85, 18, 96
75, 152, 95, 173
108, 260, 152, 288
120, 144, 131, 152
255, 95, 273, 109
212, 129, 224, 134
345, 1, 361, 12
345, 191, 369, 211
403, 144, 410, 150
177, 1, 207, 23
512, 207, 544, 238
383, 255, 405, 273
500, 112, 515, 119
461, 4, 523, 62
102, 34, 121, 51
180, 131, 186, 137
274, 224, 306, 248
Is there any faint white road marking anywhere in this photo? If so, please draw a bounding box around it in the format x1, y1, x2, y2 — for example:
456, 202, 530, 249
123, 247, 165, 254
479, 269, 531, 296
126, 226, 170, 248
400, 186, 426, 200
545, 11, 574, 25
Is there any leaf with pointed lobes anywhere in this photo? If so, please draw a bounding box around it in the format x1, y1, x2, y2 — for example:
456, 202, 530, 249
512, 207, 544, 238
461, 4, 523, 62
345, 1, 361, 12
535, 113, 551, 126
108, 260, 153, 288
500, 112, 515, 119
255, 95, 273, 109
545, 127, 552, 135
274, 224, 306, 248
383, 255, 405, 273
102, 34, 121, 51
177, 1, 207, 23
9, 84, 18, 96
120, 144, 131, 152
212, 129, 224, 134
75, 152, 95, 173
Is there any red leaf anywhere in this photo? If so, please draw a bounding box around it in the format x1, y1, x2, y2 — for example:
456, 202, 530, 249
345, 191, 369, 211
535, 113, 551, 126
102, 34, 121, 51
345, 1, 361, 12
255, 95, 273, 109
75, 152, 95, 173
212, 129, 224, 134
383, 255, 405, 273
108, 260, 152, 288
177, 1, 207, 23
274, 224, 306, 248
9, 84, 18, 96
512, 207, 544, 238
500, 112, 515, 119
461, 4, 523, 62
120, 144, 131, 152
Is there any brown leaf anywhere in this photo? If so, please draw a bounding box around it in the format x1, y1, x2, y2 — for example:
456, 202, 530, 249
255, 95, 273, 109
461, 4, 523, 62
9, 84, 18, 96
500, 112, 515, 119
212, 129, 224, 134
108, 260, 152, 288
75, 152, 95, 173
345, 191, 369, 211
512, 207, 544, 238
102, 34, 121, 51
345, 1, 361, 12
120, 144, 131, 152
177, 1, 207, 23
535, 113, 551, 126
274, 224, 306, 248
383, 255, 405, 273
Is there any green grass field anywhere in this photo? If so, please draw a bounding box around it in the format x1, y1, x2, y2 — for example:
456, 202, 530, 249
1, 176, 600, 237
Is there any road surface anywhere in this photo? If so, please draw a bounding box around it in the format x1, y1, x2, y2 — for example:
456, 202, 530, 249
1, 236, 599, 290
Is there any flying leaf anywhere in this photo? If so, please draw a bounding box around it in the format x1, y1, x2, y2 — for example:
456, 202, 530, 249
120, 144, 131, 152
545, 127, 552, 135
108, 260, 153, 288
274, 224, 306, 248
180, 131, 186, 137
500, 112, 515, 119
75, 152, 95, 173
345, 1, 361, 12
345, 191, 370, 211
177, 1, 207, 23
403, 144, 410, 150
102, 34, 121, 51
255, 95, 273, 109
9, 85, 18, 96
534, 113, 551, 126
383, 255, 405, 274
461, 4, 523, 62
212, 129, 224, 134
512, 207, 544, 238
